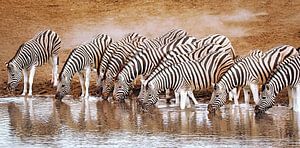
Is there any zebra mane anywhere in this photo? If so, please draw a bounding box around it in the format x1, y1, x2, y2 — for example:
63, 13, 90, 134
8, 43, 25, 64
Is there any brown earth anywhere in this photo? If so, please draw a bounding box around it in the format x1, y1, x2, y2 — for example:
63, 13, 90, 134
0, 0, 299, 105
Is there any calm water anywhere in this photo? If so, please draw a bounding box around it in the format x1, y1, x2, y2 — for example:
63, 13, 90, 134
0, 96, 299, 147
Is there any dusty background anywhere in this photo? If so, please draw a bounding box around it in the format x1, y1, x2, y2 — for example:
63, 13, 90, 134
0, 0, 299, 104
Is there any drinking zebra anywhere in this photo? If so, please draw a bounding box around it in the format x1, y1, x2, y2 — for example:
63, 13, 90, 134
140, 48, 234, 111
114, 34, 235, 101
208, 45, 299, 113
55, 34, 112, 100
6, 30, 61, 96
97, 33, 147, 91
255, 54, 300, 115
101, 29, 188, 98
100, 35, 148, 98
113, 35, 198, 101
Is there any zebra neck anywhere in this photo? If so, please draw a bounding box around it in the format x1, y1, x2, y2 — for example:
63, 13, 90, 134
11, 53, 33, 70
269, 74, 289, 96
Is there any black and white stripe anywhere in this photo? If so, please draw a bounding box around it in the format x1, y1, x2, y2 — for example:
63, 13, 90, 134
255, 54, 300, 115
6, 30, 61, 96
101, 29, 188, 98
140, 48, 234, 110
208, 45, 299, 113
114, 34, 235, 101
97, 33, 146, 89
113, 35, 197, 100
55, 34, 112, 100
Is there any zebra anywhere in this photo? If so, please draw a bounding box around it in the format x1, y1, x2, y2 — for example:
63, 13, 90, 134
138, 43, 236, 104
140, 48, 234, 110
96, 33, 146, 93
55, 34, 112, 100
100, 35, 148, 99
112, 35, 198, 101
6, 30, 61, 96
101, 29, 188, 98
138, 34, 235, 99
255, 54, 300, 115
208, 45, 299, 113
114, 34, 235, 101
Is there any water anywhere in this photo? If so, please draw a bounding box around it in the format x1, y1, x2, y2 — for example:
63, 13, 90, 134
0, 96, 299, 147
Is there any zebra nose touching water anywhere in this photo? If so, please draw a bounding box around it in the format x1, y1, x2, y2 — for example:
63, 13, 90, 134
6, 30, 61, 96
208, 45, 299, 113
55, 34, 112, 100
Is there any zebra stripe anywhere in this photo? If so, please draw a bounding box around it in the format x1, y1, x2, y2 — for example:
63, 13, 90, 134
55, 34, 112, 100
113, 35, 197, 100
101, 29, 188, 98
97, 33, 146, 87
138, 42, 235, 100
114, 34, 234, 101
255, 55, 300, 114
208, 45, 298, 113
141, 48, 234, 110
6, 30, 61, 96
100, 35, 147, 98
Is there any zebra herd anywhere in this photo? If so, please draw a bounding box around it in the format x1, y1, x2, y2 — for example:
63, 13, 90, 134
5, 29, 300, 116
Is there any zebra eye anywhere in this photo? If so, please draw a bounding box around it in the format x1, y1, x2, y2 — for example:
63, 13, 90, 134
215, 95, 219, 98
11, 74, 15, 77
62, 84, 65, 87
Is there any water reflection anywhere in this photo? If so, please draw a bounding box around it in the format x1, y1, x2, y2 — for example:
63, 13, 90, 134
1, 96, 300, 146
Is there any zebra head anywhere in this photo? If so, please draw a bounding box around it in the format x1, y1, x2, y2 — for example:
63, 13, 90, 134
6, 62, 22, 92
208, 83, 227, 113
55, 76, 71, 100
113, 75, 131, 101
102, 74, 115, 100
255, 84, 275, 115
144, 82, 159, 108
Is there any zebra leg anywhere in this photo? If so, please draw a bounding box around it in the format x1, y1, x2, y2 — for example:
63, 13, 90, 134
175, 92, 180, 106
232, 87, 242, 106
228, 89, 234, 101
243, 87, 250, 105
84, 66, 91, 99
78, 72, 85, 97
187, 91, 198, 105
166, 89, 172, 99
28, 66, 36, 96
294, 86, 300, 112
249, 83, 259, 105
287, 86, 293, 109
186, 94, 191, 108
22, 69, 29, 96
180, 90, 188, 110
51, 55, 59, 86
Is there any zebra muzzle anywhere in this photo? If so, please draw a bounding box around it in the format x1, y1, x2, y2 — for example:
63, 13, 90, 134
55, 92, 64, 100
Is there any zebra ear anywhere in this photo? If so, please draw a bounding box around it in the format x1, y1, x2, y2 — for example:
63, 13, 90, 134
5, 62, 8, 67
